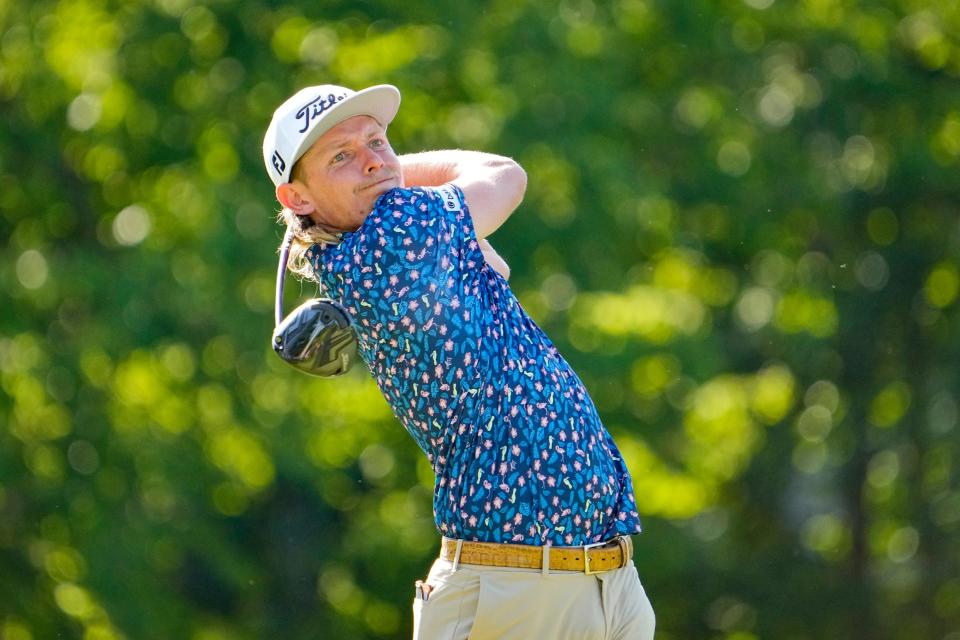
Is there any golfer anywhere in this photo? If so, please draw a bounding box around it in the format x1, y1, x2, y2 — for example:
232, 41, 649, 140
263, 83, 655, 639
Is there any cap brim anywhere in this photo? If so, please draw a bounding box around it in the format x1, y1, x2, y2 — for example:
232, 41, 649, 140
288, 84, 401, 176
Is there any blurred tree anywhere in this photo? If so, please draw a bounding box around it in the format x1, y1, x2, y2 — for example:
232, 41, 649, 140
1, 0, 958, 638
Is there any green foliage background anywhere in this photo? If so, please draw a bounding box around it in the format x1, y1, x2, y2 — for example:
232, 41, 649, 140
2, 0, 959, 638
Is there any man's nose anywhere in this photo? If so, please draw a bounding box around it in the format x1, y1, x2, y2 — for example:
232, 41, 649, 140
362, 147, 384, 173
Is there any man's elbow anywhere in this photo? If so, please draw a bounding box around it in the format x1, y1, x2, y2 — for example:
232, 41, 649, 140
502, 159, 527, 210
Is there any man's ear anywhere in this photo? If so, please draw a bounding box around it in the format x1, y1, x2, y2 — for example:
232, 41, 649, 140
276, 182, 316, 215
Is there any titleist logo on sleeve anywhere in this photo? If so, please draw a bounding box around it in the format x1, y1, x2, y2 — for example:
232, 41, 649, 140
436, 185, 461, 212
296, 93, 348, 133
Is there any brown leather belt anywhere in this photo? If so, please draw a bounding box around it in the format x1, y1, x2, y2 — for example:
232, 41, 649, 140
440, 536, 633, 574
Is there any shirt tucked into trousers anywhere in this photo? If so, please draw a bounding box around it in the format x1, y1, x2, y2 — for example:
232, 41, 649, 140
308, 185, 654, 638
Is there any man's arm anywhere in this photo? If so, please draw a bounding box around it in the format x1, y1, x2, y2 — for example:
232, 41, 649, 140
399, 150, 527, 239
400, 150, 525, 281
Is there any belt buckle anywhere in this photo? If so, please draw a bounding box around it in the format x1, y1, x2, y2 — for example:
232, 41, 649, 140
582, 540, 606, 575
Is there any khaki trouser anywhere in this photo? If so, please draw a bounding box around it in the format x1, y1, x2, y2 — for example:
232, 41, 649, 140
412, 552, 655, 639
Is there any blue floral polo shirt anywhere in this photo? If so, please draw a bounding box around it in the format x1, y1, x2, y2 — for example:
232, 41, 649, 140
305, 185, 642, 546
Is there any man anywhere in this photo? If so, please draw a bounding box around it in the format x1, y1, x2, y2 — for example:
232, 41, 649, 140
262, 83, 655, 639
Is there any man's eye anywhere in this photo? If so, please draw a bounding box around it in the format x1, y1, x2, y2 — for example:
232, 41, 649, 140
370, 138, 385, 148
332, 152, 347, 163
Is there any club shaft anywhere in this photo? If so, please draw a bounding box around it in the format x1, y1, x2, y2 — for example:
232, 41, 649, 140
275, 226, 294, 327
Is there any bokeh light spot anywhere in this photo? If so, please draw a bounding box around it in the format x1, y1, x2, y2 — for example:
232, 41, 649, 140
53, 583, 94, 619
717, 141, 752, 176
867, 450, 900, 490
67, 94, 102, 131
924, 262, 959, 308
802, 513, 851, 560
869, 381, 912, 428
67, 440, 101, 475
854, 251, 889, 291
735, 287, 774, 331
112, 205, 151, 246
16, 250, 49, 289
886, 526, 919, 563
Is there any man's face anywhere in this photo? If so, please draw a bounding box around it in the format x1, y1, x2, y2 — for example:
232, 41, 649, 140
281, 115, 403, 232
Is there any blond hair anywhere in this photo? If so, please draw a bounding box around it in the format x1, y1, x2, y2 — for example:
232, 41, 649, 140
276, 206, 344, 281
275, 160, 344, 281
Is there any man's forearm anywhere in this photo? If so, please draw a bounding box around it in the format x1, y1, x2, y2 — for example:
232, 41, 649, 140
399, 151, 461, 187
401, 149, 516, 187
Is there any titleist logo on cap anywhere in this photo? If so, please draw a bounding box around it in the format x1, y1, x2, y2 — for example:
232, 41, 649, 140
296, 92, 348, 133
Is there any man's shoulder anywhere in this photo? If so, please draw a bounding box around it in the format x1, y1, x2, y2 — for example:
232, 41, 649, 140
357, 185, 459, 232
373, 186, 440, 211
342, 184, 472, 253
372, 184, 466, 213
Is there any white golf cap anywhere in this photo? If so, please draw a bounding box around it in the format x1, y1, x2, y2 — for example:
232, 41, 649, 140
262, 83, 401, 187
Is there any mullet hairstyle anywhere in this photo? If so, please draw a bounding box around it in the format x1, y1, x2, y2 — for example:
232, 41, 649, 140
276, 161, 344, 281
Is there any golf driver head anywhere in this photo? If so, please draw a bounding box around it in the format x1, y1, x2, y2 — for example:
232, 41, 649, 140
272, 298, 357, 377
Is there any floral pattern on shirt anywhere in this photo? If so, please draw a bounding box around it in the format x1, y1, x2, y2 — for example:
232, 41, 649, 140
306, 185, 642, 545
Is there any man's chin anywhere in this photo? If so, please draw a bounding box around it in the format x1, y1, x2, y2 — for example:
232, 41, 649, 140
376, 176, 400, 192
371, 180, 402, 201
